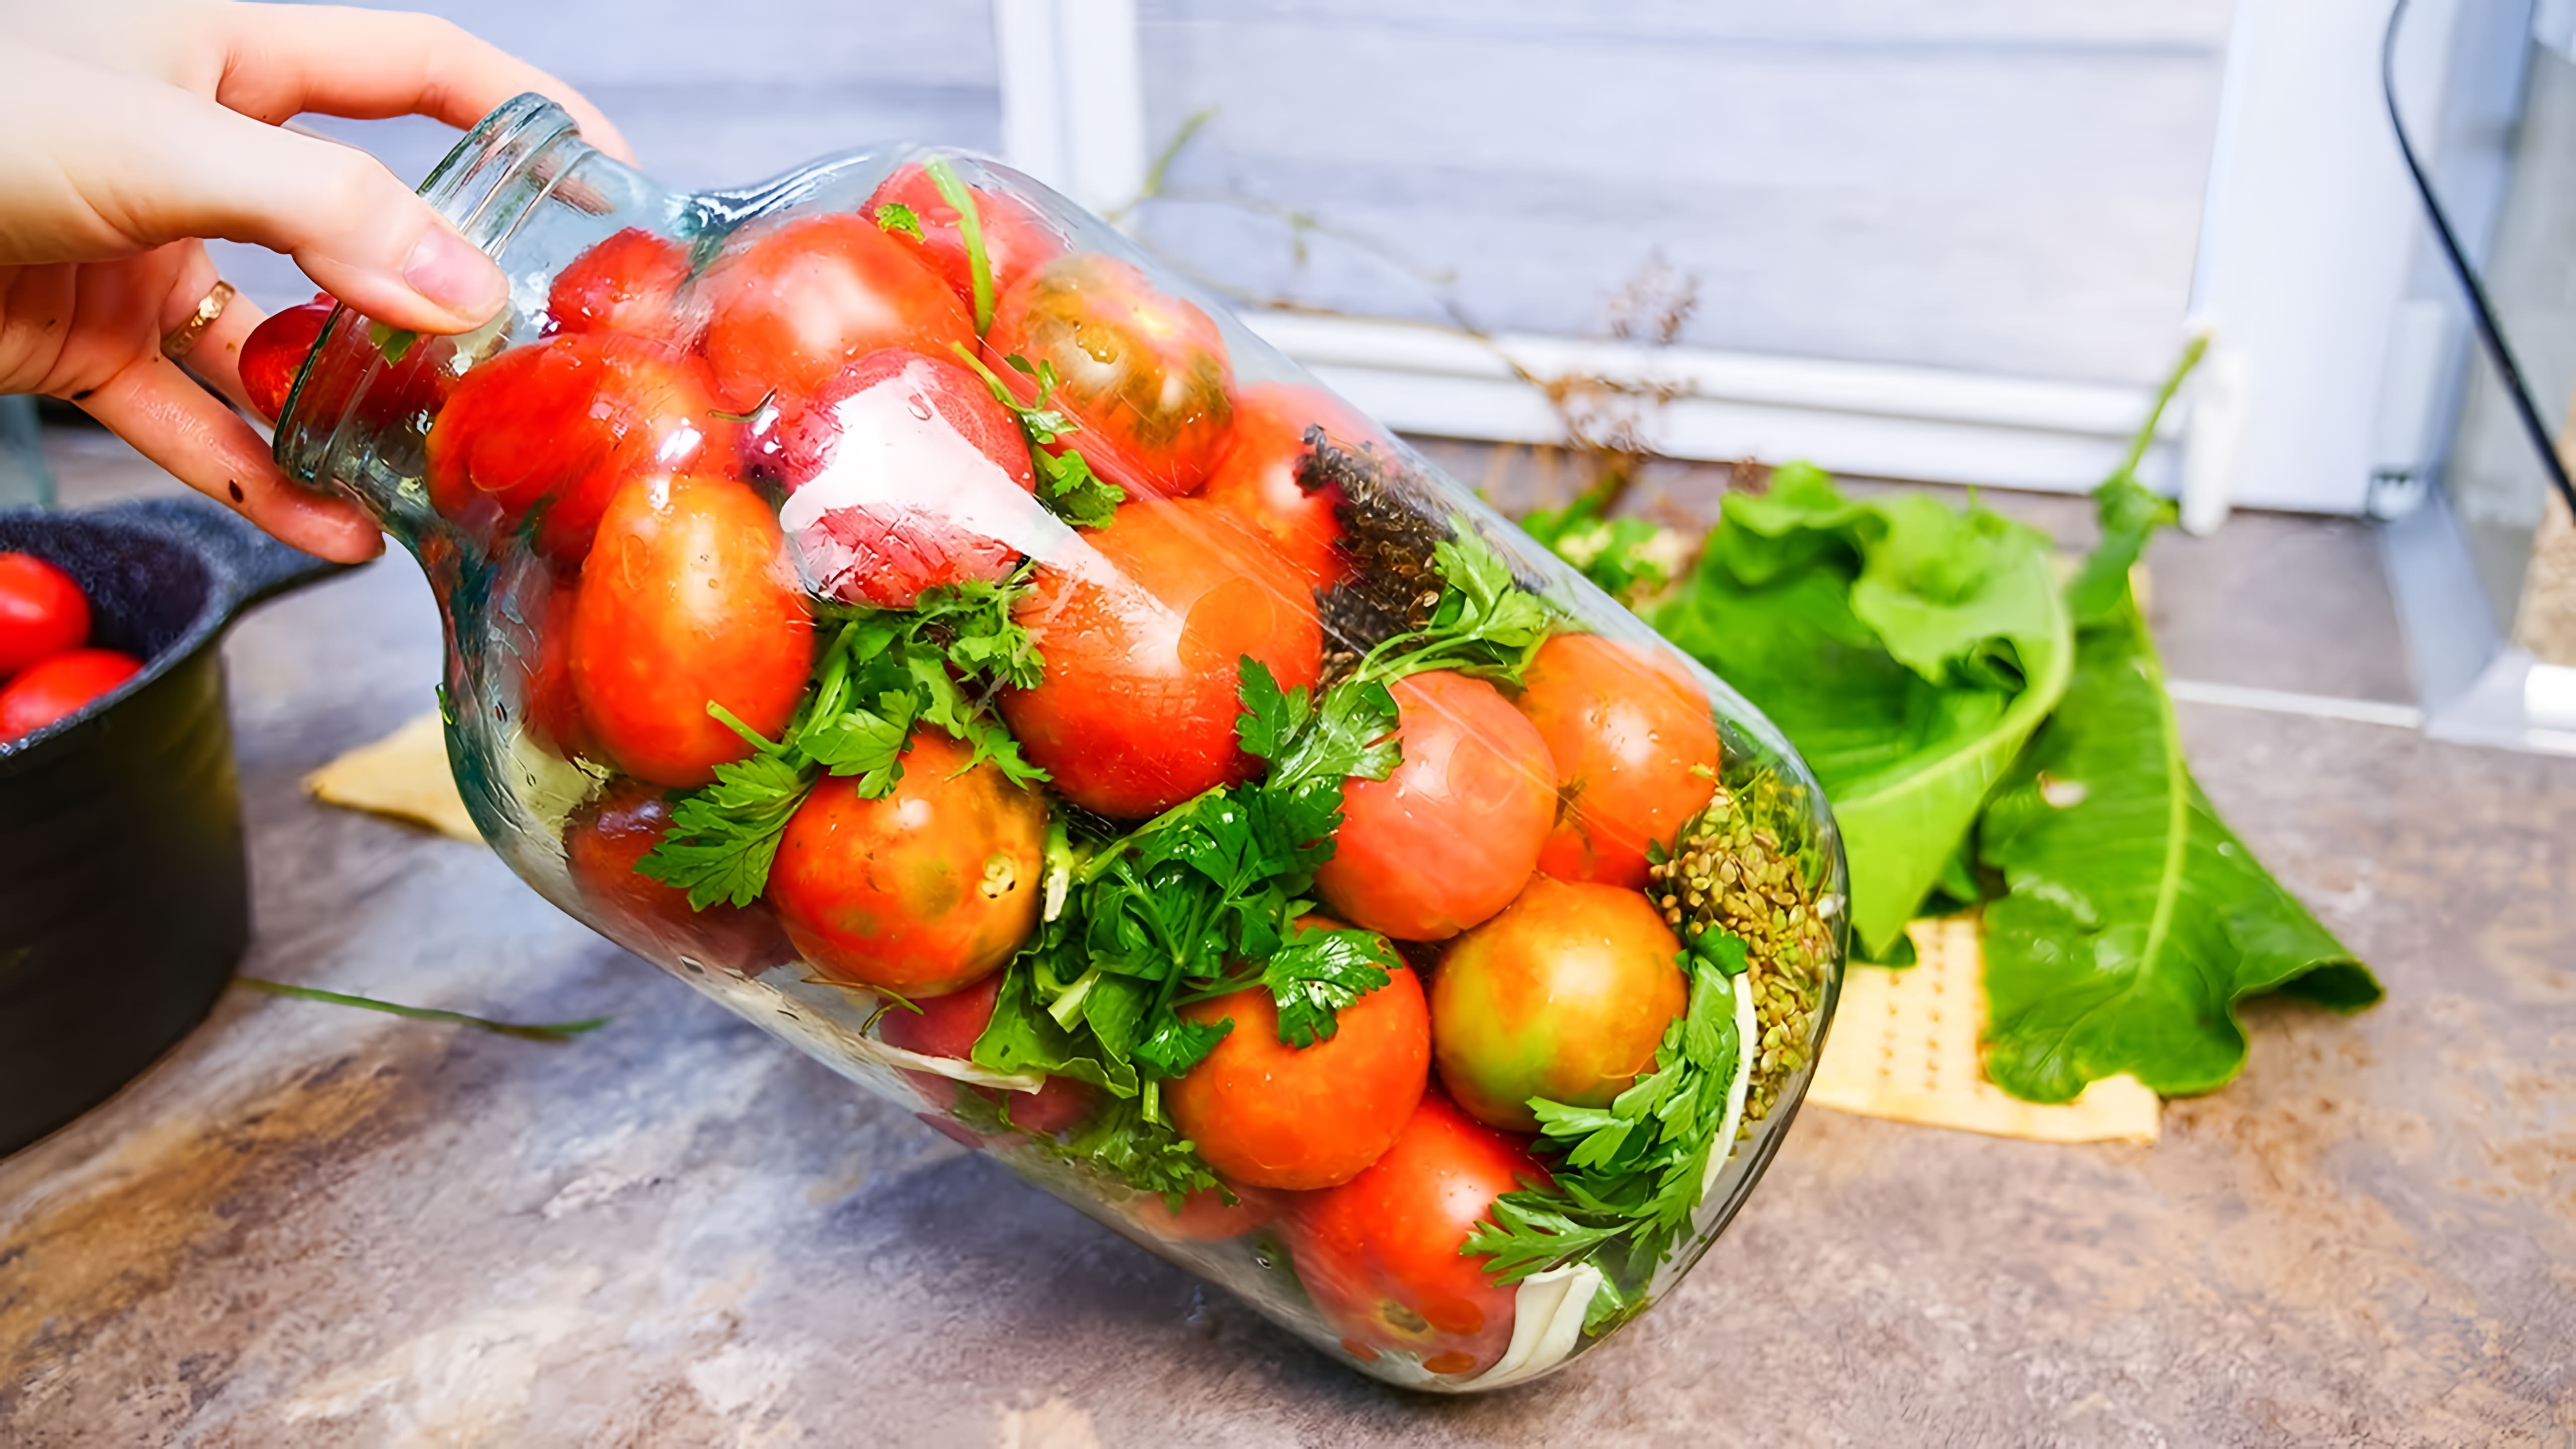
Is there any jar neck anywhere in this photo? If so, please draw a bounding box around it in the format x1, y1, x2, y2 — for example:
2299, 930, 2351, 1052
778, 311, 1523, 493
272, 95, 598, 518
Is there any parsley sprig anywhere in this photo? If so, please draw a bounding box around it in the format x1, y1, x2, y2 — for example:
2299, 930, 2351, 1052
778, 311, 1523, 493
951, 345, 1126, 528
921, 156, 995, 334
1462, 944, 1748, 1304
970, 522, 1562, 1193
638, 575, 1046, 909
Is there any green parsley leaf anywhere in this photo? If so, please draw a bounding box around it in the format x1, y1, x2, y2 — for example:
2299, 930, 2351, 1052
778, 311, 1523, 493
1352, 520, 1558, 688
1457, 959, 1743, 1287
366, 321, 420, 364
948, 345, 1129, 528
1261, 921, 1396, 1048
1134, 1010, 1233, 1078
872, 201, 924, 242
637, 749, 812, 909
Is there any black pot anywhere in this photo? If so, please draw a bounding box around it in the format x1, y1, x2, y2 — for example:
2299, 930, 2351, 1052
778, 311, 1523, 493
0, 498, 342, 1156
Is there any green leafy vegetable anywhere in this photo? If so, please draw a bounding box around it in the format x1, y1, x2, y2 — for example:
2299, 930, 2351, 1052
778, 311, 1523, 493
872, 200, 924, 242
366, 320, 419, 365
1520, 486, 1686, 606
1463, 955, 1743, 1283
1652, 463, 2070, 959
639, 576, 1045, 908
1976, 476, 2383, 1102
1349, 527, 1556, 688
950, 345, 1127, 528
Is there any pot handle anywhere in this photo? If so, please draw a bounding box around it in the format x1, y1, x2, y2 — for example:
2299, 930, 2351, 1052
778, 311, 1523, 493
111, 495, 352, 620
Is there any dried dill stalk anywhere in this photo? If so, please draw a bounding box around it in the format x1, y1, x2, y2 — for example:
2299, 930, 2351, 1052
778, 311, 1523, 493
1297, 429, 1451, 679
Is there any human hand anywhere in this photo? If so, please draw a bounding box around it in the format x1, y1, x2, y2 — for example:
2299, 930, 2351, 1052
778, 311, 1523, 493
0, 2, 633, 562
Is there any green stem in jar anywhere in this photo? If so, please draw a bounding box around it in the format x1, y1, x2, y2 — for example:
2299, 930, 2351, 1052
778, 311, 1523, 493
923, 155, 995, 335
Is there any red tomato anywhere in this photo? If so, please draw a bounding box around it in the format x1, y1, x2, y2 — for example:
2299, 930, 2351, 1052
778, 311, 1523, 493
567, 472, 813, 787
515, 580, 588, 759
985, 254, 1234, 498
1432, 875, 1687, 1132
876, 969, 1093, 1135
761, 349, 1040, 607
1167, 952, 1427, 1191
1000, 498, 1320, 819
1123, 1184, 1279, 1243
548, 227, 695, 342
425, 335, 738, 569
565, 777, 789, 974
238, 301, 335, 423
1313, 671, 1557, 941
0, 648, 142, 742
1199, 383, 1380, 589
1284, 1093, 1542, 1377
865, 164, 1067, 319
699, 214, 973, 410
0, 552, 90, 677
767, 730, 1049, 997
1516, 634, 1722, 889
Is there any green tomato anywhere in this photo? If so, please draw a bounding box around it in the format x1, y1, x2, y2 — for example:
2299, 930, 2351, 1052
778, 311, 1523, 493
1429, 875, 1689, 1132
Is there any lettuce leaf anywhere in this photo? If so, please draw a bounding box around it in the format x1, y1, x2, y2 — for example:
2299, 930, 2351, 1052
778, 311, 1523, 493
1652, 464, 2070, 958
1975, 476, 2382, 1101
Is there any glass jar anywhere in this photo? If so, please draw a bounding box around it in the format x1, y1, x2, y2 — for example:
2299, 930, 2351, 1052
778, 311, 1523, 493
274, 95, 1845, 1391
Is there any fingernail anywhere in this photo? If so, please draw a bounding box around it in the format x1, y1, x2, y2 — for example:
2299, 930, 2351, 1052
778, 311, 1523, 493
402, 228, 508, 321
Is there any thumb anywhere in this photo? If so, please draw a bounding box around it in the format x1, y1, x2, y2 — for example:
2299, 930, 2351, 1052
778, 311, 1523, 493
9, 48, 509, 335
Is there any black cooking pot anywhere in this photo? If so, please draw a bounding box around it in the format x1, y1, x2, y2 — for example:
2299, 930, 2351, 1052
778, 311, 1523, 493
0, 497, 341, 1156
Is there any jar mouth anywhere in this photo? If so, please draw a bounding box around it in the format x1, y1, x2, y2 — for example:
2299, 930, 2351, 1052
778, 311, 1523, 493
271, 93, 588, 490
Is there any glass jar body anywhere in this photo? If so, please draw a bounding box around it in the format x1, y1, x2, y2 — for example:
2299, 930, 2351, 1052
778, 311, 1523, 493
276, 96, 1846, 1392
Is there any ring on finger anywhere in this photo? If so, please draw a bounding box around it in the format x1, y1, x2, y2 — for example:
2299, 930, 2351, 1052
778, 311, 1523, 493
161, 281, 237, 362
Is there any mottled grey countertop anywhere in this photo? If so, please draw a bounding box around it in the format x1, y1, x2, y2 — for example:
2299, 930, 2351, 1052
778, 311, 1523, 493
4, 435, 2571, 1447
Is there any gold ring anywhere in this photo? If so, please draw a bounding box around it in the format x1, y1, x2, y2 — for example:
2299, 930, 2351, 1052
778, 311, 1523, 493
160, 280, 236, 362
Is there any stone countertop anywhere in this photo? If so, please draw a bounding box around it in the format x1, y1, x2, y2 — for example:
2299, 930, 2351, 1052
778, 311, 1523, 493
4, 435, 2572, 1447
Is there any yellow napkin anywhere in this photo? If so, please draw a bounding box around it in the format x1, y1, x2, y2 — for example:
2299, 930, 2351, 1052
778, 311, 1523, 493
1809, 914, 2160, 1144
304, 711, 482, 844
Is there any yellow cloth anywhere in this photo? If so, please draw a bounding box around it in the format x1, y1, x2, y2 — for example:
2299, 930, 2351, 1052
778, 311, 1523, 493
1809, 914, 2160, 1144
304, 711, 482, 844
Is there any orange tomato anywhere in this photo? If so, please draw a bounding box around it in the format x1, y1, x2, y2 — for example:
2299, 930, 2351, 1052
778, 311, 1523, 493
567, 471, 813, 787
1431, 875, 1687, 1132
1199, 382, 1380, 589
767, 731, 1049, 997
1314, 671, 1557, 940
1284, 1093, 1541, 1377
1166, 953, 1428, 1191
1515, 634, 1721, 889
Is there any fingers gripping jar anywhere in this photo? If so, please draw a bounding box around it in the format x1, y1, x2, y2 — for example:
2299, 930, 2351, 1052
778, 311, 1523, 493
273, 95, 1846, 1391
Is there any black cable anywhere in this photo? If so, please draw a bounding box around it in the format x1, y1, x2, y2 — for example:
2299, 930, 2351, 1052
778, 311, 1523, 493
2383, 0, 2576, 522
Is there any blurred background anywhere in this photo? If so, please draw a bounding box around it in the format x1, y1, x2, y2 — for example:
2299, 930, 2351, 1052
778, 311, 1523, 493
21, 0, 2576, 750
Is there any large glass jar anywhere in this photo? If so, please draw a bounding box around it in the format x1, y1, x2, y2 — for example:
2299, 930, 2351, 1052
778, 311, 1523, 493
273, 95, 1846, 1391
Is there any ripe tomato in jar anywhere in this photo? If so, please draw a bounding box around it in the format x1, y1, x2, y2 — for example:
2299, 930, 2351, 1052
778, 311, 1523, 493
1515, 634, 1721, 890
699, 213, 973, 411
1199, 382, 1379, 590
564, 777, 788, 974
1000, 498, 1320, 819
1313, 670, 1558, 941
425, 334, 738, 569
237, 300, 335, 423
1166, 947, 1428, 1191
984, 254, 1233, 499
513, 579, 588, 759
1284, 1093, 1541, 1378
761, 348, 1041, 608
768, 730, 1050, 999
1431, 874, 1688, 1132
566, 471, 812, 788
864, 164, 1065, 320
548, 227, 697, 343
876, 968, 1092, 1135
